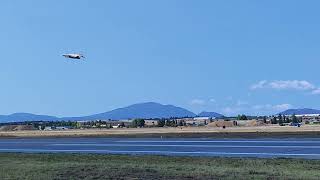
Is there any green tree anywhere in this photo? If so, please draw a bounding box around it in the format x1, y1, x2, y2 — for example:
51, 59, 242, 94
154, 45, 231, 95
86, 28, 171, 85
119, 122, 125, 128
298, 117, 303, 123
131, 119, 145, 128
271, 116, 277, 124
158, 120, 165, 127
292, 114, 299, 123
285, 116, 290, 123
278, 114, 284, 125
237, 114, 248, 120
76, 122, 82, 129
138, 119, 145, 127
165, 120, 171, 126
165, 120, 177, 127
263, 116, 267, 124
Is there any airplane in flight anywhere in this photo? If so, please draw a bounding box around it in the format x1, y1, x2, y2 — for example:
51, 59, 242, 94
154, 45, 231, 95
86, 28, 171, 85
62, 53, 85, 60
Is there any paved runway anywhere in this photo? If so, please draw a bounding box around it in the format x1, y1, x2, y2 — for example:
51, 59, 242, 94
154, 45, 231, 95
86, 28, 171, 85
0, 138, 320, 159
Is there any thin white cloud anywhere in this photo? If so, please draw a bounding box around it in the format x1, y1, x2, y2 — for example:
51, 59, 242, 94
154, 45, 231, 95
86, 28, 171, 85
251, 80, 320, 96
222, 103, 293, 116
209, 98, 216, 103
226, 96, 233, 101
273, 104, 292, 111
270, 80, 315, 90
221, 107, 244, 115
252, 104, 272, 110
190, 99, 206, 106
236, 100, 249, 106
311, 88, 320, 95
251, 80, 315, 91
250, 80, 267, 90
252, 103, 292, 111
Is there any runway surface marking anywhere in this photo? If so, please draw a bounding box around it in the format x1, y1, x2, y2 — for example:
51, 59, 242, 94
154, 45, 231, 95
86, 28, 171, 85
116, 140, 320, 143
50, 143, 320, 149
0, 140, 319, 144
0, 138, 319, 158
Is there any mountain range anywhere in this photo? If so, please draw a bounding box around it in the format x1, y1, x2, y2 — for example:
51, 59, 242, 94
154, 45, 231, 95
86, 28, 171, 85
0, 102, 223, 123
0, 113, 58, 123
2, 103, 319, 123
197, 111, 224, 118
279, 108, 320, 115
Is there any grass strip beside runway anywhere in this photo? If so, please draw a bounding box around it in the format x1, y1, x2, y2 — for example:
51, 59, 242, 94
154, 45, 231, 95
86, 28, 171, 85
0, 153, 319, 179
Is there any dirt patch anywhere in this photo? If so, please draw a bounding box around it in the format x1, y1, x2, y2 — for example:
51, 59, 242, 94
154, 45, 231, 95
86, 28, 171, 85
208, 121, 235, 127
0, 125, 36, 131
1, 125, 320, 138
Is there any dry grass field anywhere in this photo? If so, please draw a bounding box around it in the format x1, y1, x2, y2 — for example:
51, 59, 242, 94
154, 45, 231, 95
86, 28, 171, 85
0, 125, 320, 138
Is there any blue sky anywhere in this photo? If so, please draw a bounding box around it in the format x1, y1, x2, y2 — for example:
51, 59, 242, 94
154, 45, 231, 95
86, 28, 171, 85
1, 0, 320, 116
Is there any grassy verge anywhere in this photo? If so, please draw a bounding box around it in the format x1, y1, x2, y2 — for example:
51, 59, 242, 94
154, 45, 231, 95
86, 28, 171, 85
0, 153, 320, 179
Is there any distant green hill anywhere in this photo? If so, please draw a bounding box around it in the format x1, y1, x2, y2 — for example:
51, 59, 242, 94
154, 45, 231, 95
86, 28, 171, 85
65, 102, 196, 121
279, 108, 320, 115
0, 102, 206, 122
197, 111, 224, 118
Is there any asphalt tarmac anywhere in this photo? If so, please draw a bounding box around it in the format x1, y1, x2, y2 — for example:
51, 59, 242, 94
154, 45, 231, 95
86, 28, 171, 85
0, 138, 319, 159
